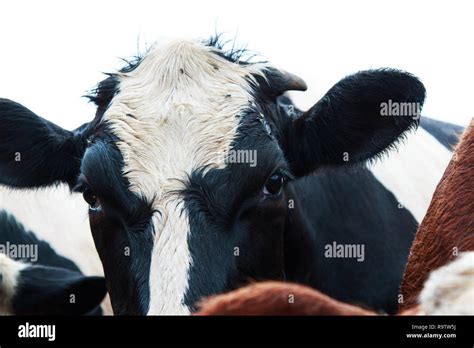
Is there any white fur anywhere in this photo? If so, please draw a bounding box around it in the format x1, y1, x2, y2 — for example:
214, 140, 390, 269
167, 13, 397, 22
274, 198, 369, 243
0, 185, 113, 315
0, 185, 102, 276
420, 252, 474, 315
103, 39, 267, 314
0, 253, 27, 314
369, 127, 453, 223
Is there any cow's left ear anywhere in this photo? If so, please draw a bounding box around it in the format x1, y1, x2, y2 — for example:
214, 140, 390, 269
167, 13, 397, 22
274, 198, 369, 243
0, 99, 90, 188
281, 69, 425, 177
11, 265, 107, 315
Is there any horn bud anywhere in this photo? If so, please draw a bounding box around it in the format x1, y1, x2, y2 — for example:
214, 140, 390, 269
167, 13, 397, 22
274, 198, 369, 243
264, 67, 307, 97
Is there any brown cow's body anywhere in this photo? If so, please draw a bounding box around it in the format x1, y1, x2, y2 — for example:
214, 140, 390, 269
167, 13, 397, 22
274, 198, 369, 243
400, 121, 474, 311
196, 281, 375, 316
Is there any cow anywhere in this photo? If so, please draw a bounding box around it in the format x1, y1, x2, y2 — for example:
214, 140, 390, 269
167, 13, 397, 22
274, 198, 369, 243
400, 119, 474, 311
0, 210, 107, 315
196, 122, 474, 315
0, 36, 459, 315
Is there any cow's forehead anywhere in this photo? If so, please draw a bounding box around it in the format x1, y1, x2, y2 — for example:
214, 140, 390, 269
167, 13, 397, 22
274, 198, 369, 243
97, 39, 271, 314
102, 39, 268, 203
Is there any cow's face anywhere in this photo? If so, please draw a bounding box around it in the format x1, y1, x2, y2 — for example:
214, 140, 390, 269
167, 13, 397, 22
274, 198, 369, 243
0, 37, 426, 315
79, 40, 293, 314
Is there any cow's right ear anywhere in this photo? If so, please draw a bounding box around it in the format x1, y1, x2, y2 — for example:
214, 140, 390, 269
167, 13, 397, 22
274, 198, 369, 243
280, 69, 425, 177
0, 98, 89, 188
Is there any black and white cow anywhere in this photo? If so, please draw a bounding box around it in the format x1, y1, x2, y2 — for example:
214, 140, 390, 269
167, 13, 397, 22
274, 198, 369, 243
0, 211, 106, 315
0, 37, 461, 315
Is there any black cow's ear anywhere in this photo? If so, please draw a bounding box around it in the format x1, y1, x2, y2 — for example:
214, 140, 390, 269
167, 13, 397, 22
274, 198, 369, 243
284, 69, 425, 177
11, 265, 106, 315
0, 99, 89, 188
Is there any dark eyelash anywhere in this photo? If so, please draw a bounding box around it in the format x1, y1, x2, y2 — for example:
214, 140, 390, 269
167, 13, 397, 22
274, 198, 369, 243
72, 175, 88, 193
279, 168, 295, 182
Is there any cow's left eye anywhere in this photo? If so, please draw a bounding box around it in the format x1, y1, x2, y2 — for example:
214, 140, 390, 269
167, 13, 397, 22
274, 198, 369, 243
83, 187, 101, 211
263, 171, 284, 196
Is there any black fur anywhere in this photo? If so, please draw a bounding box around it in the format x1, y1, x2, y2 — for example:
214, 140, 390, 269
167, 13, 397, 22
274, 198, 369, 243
86, 74, 120, 118
282, 69, 425, 176
12, 267, 106, 315
0, 99, 89, 188
284, 168, 417, 313
85, 54, 144, 117
182, 106, 418, 314
205, 34, 262, 65
0, 211, 106, 315
184, 112, 287, 310
77, 132, 154, 315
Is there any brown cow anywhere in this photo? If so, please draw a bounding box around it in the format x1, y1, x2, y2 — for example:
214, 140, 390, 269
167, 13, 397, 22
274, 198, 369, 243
196, 252, 473, 315
400, 120, 474, 311
196, 281, 375, 316
196, 120, 474, 316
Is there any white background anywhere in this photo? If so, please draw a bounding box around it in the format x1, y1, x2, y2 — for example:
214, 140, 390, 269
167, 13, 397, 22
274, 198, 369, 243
0, 0, 472, 130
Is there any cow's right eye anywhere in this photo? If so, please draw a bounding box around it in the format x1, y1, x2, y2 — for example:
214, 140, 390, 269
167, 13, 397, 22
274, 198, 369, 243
83, 187, 101, 211
263, 171, 285, 196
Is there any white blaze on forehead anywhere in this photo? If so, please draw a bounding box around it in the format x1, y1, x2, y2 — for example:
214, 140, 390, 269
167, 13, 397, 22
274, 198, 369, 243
102, 39, 267, 314
0, 254, 27, 315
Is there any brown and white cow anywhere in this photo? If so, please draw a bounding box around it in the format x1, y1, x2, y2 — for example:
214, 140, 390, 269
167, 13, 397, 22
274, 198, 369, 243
400, 119, 474, 314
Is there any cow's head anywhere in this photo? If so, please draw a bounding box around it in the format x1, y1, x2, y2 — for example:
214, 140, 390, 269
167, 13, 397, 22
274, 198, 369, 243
0, 254, 106, 315
0, 210, 107, 315
0, 38, 425, 314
